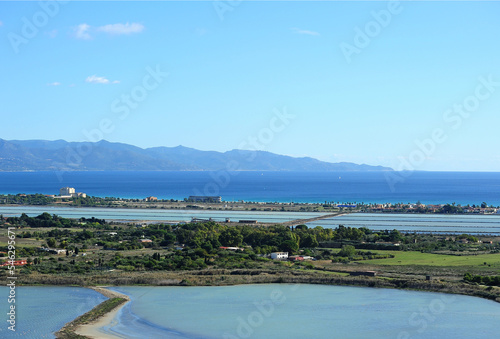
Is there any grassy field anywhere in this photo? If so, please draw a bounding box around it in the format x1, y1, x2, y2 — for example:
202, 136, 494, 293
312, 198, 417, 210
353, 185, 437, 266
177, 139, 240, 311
358, 250, 500, 268
0, 238, 44, 247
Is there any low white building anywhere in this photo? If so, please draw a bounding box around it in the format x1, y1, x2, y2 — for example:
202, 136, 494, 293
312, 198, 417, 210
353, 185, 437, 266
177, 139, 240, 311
270, 252, 288, 260
60, 187, 75, 196
58, 187, 86, 198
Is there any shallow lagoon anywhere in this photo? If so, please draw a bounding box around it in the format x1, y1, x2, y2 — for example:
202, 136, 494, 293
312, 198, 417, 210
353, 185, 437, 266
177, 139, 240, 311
100, 284, 500, 339
0, 286, 106, 338
307, 213, 500, 234
0, 206, 326, 224
0, 285, 498, 338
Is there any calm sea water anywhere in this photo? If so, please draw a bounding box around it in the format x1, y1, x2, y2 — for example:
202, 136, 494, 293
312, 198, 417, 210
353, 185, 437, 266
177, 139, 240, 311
96, 284, 500, 339
306, 213, 500, 234
0, 171, 499, 205
0, 286, 106, 338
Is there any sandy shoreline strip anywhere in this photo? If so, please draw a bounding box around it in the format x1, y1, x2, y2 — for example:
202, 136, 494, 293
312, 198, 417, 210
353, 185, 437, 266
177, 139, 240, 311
68, 287, 130, 339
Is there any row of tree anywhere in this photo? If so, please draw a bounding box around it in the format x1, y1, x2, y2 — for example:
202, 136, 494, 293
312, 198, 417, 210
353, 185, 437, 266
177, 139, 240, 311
464, 273, 500, 286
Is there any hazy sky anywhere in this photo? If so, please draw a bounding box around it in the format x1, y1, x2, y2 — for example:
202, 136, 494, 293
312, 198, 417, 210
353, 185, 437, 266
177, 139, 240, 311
2, 1, 500, 171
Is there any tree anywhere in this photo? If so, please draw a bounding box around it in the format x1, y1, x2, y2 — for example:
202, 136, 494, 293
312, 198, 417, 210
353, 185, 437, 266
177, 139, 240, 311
338, 245, 356, 258
161, 232, 176, 246
219, 228, 243, 247
481, 202, 488, 208
280, 239, 299, 254
388, 229, 402, 242
300, 234, 319, 248
47, 238, 56, 248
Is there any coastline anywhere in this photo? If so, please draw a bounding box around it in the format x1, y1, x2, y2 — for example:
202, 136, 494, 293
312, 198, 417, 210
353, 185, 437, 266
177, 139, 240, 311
56, 287, 130, 339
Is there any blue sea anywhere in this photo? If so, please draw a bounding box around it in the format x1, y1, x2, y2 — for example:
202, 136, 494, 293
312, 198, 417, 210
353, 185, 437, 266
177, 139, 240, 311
0, 171, 499, 205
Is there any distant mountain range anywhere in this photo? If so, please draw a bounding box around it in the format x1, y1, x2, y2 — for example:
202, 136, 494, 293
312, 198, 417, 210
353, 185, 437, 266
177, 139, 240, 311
0, 139, 392, 172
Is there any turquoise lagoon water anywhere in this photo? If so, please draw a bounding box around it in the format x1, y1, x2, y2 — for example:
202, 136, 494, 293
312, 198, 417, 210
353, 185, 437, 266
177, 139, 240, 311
0, 206, 326, 224
306, 213, 500, 234
0, 286, 106, 338
98, 284, 500, 339
0, 285, 498, 338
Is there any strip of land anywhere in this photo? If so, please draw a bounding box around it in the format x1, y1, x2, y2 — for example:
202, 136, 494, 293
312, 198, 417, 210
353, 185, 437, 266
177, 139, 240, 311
55, 287, 129, 339
2, 193, 498, 215
282, 212, 346, 226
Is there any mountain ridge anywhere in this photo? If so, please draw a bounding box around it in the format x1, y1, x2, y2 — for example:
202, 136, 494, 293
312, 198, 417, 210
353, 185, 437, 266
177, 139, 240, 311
0, 139, 393, 172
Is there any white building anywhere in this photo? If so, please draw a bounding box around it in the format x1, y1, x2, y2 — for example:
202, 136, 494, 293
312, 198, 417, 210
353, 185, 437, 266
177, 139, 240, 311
59, 187, 87, 198
60, 187, 76, 196
270, 252, 288, 260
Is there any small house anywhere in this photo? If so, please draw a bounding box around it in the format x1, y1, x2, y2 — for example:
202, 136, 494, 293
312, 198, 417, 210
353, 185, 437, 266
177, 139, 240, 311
270, 252, 288, 260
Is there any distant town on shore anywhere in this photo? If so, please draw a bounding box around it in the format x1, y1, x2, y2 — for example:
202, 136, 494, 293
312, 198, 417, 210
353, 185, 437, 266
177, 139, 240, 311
2, 187, 499, 215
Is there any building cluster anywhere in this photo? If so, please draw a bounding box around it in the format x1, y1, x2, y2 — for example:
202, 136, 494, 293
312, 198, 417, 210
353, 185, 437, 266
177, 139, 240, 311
367, 203, 499, 214
54, 187, 87, 199
39, 247, 66, 255
269, 252, 316, 261
187, 196, 222, 203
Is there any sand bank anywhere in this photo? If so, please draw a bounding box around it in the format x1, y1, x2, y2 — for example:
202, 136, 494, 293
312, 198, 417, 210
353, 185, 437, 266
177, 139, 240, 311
57, 287, 130, 339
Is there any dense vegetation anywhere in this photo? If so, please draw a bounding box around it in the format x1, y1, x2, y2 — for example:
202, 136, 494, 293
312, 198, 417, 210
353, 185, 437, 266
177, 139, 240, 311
0, 194, 131, 207
2, 213, 500, 277
3, 213, 108, 229
464, 273, 500, 287
0, 194, 54, 205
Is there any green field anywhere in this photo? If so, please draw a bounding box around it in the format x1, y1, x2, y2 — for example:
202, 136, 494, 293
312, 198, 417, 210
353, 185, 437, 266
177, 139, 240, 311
361, 250, 500, 268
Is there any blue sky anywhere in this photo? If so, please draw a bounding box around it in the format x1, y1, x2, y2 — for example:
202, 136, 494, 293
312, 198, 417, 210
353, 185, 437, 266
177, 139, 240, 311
1, 1, 500, 171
